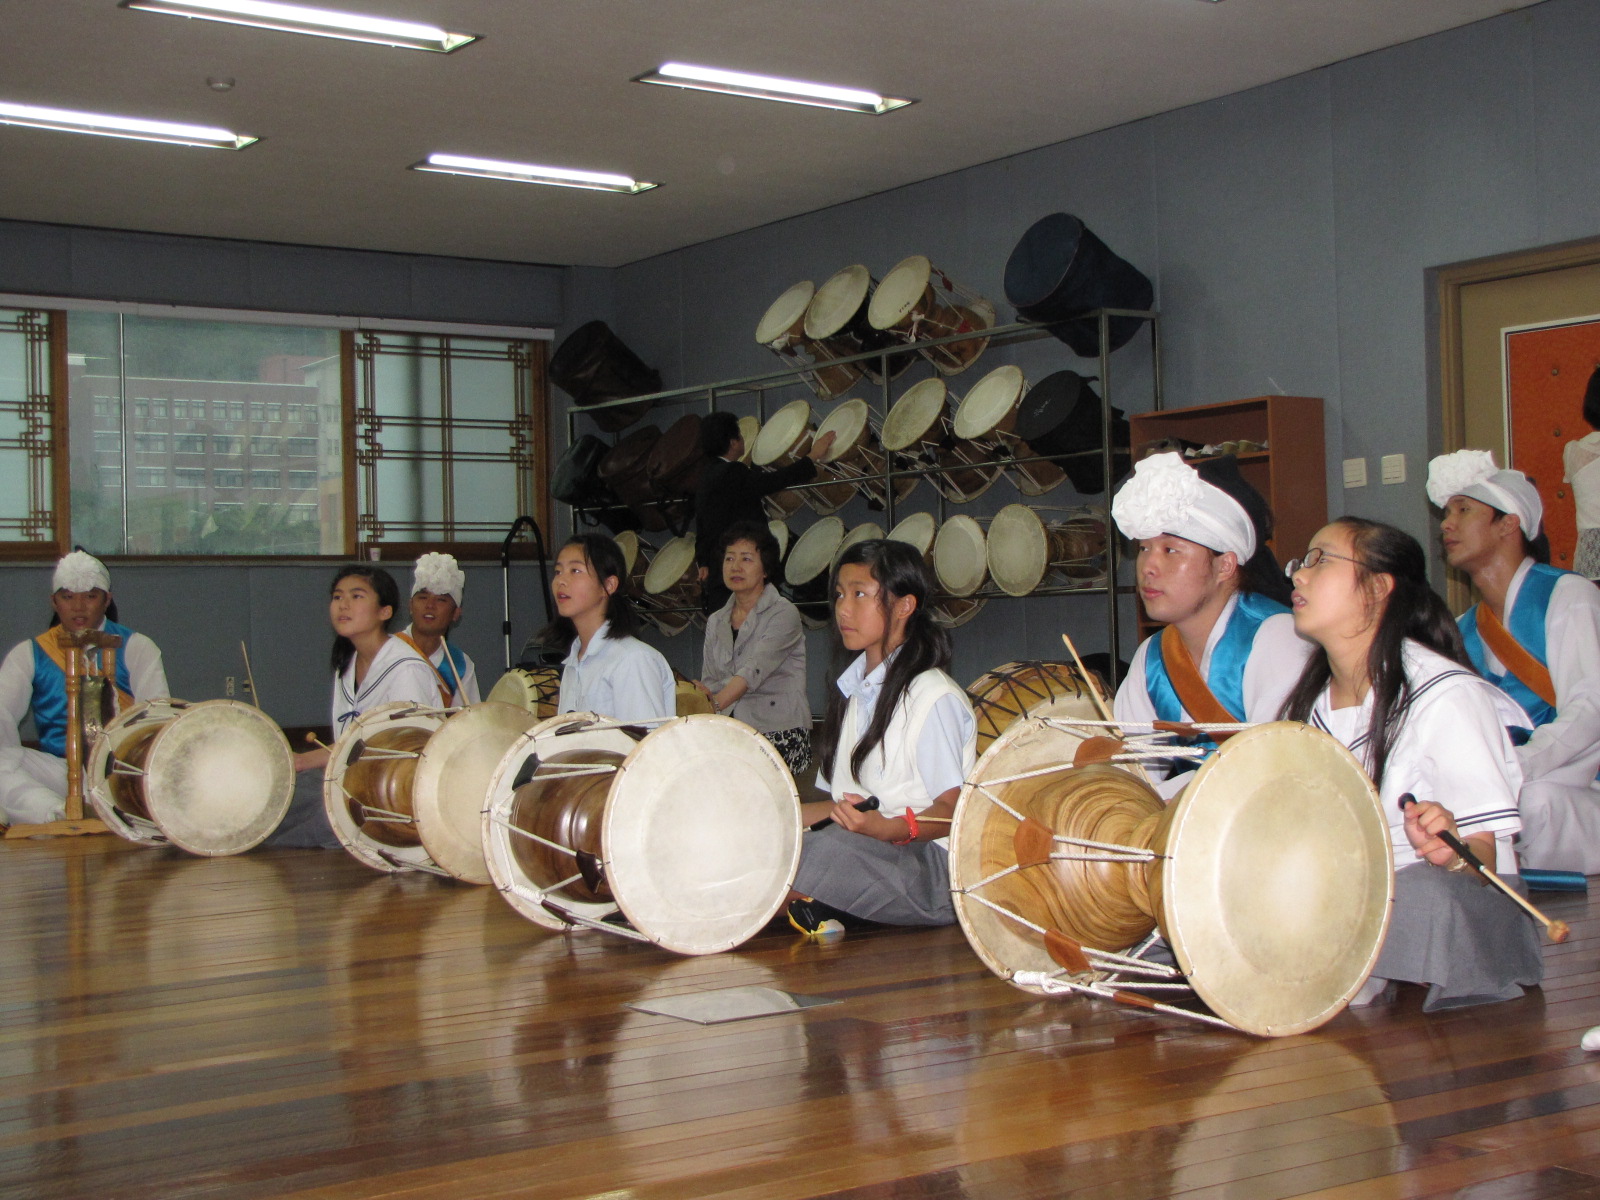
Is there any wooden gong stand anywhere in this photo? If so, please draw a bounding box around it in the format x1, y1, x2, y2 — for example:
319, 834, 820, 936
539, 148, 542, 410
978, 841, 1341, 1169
5, 629, 118, 839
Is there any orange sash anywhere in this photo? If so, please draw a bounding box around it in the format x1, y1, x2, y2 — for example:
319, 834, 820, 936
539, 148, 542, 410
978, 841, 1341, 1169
1476, 603, 1558, 710
1158, 624, 1237, 724
395, 632, 455, 706
34, 627, 135, 712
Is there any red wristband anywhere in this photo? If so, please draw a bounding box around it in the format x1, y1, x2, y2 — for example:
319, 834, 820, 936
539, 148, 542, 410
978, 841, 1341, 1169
892, 807, 919, 844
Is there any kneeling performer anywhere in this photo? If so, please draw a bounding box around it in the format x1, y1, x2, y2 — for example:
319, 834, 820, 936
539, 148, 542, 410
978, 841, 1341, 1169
401, 552, 479, 706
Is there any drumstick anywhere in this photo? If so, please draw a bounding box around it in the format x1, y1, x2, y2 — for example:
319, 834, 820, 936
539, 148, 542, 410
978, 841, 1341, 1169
1060, 634, 1115, 724
239, 640, 261, 709
809, 796, 879, 832
1399, 794, 1570, 942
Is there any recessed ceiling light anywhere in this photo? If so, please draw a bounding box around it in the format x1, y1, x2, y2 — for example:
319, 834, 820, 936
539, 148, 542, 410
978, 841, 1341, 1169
0, 100, 258, 149
411, 154, 659, 195
634, 62, 914, 115
120, 0, 479, 53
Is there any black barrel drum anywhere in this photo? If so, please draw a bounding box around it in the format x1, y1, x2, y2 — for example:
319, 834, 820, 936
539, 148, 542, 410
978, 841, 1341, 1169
1011, 370, 1130, 496
1004, 213, 1154, 357
550, 320, 662, 432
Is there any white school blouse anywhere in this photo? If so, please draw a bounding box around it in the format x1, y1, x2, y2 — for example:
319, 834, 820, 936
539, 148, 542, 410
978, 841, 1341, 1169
1308, 640, 1526, 873
331, 635, 442, 737
557, 622, 675, 724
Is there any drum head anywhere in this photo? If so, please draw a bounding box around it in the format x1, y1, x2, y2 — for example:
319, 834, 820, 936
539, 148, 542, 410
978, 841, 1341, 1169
785, 517, 845, 587
817, 398, 869, 460
752, 399, 813, 466
954, 365, 1025, 440
615, 529, 640, 575
604, 715, 801, 955
1162, 722, 1391, 1037
805, 265, 872, 340
836, 522, 884, 567
755, 281, 815, 345
644, 534, 697, 595
888, 511, 936, 556
934, 516, 988, 596
768, 519, 790, 560
87, 700, 174, 845
486, 666, 561, 716
413, 701, 541, 884
966, 661, 1104, 756
737, 415, 761, 462
324, 702, 447, 874
675, 681, 714, 717
868, 255, 933, 330
880, 377, 948, 451
987, 504, 1048, 597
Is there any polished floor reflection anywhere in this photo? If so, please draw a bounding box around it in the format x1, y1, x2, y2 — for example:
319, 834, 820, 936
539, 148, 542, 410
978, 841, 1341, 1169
4, 836, 1600, 1199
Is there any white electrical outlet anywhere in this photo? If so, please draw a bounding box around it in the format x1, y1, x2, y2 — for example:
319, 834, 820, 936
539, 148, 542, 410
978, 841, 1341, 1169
1343, 458, 1368, 488
225, 676, 235, 696
1381, 454, 1406, 485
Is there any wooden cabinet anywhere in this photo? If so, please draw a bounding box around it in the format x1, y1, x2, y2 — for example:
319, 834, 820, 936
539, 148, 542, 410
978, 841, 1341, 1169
1128, 395, 1326, 638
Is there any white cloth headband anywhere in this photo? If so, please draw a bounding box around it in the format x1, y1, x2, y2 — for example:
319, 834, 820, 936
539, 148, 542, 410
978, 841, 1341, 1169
1425, 449, 1543, 539
412, 552, 465, 605
1111, 451, 1257, 560
52, 551, 110, 595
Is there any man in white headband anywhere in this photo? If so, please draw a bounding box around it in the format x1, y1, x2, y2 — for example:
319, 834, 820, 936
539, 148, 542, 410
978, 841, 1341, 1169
0, 551, 169, 827
1427, 448, 1600, 872
1110, 452, 1312, 797
399, 552, 478, 706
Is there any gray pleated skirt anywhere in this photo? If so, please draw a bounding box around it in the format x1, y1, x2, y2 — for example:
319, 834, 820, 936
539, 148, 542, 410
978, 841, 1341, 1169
792, 826, 956, 926
259, 767, 342, 850
1374, 862, 1544, 1011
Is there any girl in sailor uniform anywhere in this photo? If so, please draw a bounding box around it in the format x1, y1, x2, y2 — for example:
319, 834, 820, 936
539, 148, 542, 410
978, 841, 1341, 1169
788, 539, 977, 931
1110, 452, 1312, 798
264, 565, 440, 849
1283, 517, 1542, 1010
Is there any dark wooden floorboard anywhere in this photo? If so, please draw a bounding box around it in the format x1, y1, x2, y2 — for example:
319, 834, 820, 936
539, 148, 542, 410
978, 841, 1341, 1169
5, 838, 1600, 1199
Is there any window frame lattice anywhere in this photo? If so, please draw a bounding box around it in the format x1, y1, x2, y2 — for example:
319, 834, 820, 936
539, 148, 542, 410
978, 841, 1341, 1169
0, 310, 62, 552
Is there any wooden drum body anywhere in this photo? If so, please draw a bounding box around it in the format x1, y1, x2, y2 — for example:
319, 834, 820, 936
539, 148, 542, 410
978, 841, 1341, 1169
966, 661, 1106, 757
949, 719, 1393, 1037
882, 378, 999, 504
954, 365, 1066, 497
868, 255, 995, 376
482, 713, 803, 955
87, 698, 294, 856
323, 700, 541, 880
750, 399, 815, 520
804, 265, 912, 394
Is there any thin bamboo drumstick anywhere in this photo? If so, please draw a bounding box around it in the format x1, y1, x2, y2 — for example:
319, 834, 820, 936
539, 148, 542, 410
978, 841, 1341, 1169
1061, 633, 1115, 723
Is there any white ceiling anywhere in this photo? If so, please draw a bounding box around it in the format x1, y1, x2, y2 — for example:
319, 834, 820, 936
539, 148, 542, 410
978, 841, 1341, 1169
0, 0, 1542, 269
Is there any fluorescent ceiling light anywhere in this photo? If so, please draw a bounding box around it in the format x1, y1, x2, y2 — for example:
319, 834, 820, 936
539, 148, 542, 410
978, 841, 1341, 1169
120, 0, 479, 53
634, 62, 914, 115
0, 100, 258, 149
412, 154, 659, 195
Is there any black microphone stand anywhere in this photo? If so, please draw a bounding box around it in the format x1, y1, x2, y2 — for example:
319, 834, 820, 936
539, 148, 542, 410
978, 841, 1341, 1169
501, 515, 554, 670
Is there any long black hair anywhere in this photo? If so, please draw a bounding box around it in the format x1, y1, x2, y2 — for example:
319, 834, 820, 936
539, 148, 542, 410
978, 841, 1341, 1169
538, 532, 639, 652
818, 538, 952, 785
330, 565, 401, 674
1280, 518, 1468, 787
1192, 455, 1293, 606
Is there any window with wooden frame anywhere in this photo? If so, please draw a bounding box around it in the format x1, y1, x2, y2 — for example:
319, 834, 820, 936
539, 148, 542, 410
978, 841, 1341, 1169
0, 308, 67, 559
349, 330, 549, 559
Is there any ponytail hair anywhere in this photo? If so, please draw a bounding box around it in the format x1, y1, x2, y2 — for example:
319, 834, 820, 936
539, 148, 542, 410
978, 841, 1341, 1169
329, 565, 401, 675
1280, 517, 1468, 787
818, 539, 951, 784
538, 533, 639, 653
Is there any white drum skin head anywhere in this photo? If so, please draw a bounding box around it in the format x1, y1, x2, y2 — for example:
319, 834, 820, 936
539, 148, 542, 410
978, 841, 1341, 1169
752, 399, 814, 466
954, 365, 1025, 440
881, 377, 948, 451
644, 534, 697, 595
817, 398, 870, 460
756, 280, 815, 345
868, 255, 933, 330
805, 264, 872, 340
836, 522, 885, 567
934, 515, 989, 596
888, 511, 936, 556
988, 504, 1048, 597
785, 517, 846, 587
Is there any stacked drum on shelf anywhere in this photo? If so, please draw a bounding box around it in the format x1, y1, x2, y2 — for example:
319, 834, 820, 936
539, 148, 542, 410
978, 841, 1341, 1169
557, 215, 1154, 632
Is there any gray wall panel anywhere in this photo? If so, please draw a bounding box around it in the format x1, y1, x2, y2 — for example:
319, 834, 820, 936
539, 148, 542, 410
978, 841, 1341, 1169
1532, 1, 1600, 244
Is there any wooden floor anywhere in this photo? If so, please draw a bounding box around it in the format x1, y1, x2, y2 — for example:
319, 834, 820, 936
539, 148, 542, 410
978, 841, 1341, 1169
7, 840, 1600, 1200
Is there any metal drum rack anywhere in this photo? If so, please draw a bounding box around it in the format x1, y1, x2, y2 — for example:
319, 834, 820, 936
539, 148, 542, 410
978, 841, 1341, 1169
562, 310, 1161, 684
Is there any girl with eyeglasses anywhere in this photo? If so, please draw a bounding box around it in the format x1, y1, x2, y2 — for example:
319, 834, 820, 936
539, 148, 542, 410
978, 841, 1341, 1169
1282, 517, 1542, 1010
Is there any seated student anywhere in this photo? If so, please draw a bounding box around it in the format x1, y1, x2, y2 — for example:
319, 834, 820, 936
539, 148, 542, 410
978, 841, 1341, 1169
1110, 452, 1311, 796
548, 533, 674, 724
400, 552, 480, 706
1283, 517, 1541, 1010
263, 565, 441, 849
694, 411, 834, 613
0, 551, 169, 826
1427, 450, 1600, 874
788, 538, 977, 932
696, 520, 812, 774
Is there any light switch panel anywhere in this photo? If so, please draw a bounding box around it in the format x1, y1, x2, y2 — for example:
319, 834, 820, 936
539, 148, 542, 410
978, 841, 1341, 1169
1381, 454, 1406, 485
1343, 457, 1368, 488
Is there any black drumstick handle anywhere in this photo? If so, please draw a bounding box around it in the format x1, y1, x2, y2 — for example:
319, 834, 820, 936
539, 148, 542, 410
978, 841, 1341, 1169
1399, 792, 1484, 871
809, 796, 880, 832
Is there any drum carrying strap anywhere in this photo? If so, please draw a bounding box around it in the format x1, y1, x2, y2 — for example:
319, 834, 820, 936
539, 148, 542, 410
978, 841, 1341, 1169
1459, 564, 1564, 724
1471, 602, 1558, 712
1156, 625, 1237, 725
394, 632, 456, 706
